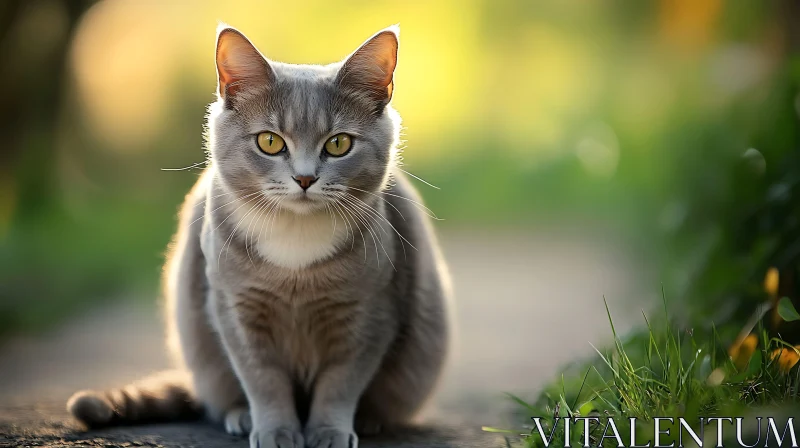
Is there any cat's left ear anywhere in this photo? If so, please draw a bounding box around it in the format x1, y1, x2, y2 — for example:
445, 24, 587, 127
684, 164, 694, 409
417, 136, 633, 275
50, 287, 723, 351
336, 26, 399, 109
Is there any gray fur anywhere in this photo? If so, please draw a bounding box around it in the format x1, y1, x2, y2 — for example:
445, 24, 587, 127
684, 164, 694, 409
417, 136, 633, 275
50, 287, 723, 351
67, 25, 452, 448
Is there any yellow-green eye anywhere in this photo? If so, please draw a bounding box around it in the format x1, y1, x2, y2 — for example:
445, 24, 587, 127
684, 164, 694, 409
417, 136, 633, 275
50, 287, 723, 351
324, 133, 352, 157
256, 132, 286, 155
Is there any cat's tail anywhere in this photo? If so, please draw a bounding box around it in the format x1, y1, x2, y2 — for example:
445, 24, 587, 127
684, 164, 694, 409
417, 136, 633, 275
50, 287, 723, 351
66, 369, 202, 428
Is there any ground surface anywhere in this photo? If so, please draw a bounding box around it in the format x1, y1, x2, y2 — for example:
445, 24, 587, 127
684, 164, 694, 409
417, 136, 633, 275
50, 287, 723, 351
0, 230, 643, 447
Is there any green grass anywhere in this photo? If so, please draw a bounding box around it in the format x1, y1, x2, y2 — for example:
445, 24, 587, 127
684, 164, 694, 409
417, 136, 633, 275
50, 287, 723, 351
495, 294, 800, 447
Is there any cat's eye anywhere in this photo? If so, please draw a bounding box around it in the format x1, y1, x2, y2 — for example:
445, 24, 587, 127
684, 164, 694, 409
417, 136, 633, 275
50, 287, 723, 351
256, 132, 286, 155
324, 133, 352, 157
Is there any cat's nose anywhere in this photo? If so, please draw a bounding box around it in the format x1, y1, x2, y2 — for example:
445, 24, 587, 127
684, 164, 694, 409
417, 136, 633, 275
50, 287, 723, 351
292, 175, 319, 191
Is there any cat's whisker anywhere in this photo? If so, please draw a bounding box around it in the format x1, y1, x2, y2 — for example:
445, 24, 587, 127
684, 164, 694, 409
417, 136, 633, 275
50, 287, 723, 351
220, 193, 266, 265
338, 195, 394, 271
377, 189, 442, 221
345, 186, 406, 221
396, 167, 440, 190
256, 196, 282, 251
339, 195, 399, 270
343, 192, 416, 259
262, 184, 289, 193
366, 213, 397, 272
265, 196, 285, 240
335, 196, 367, 256
352, 207, 382, 268
243, 195, 277, 266
241, 196, 270, 266
245, 196, 271, 262
190, 190, 261, 228
324, 203, 337, 238
330, 200, 357, 255
261, 195, 286, 243
192, 188, 249, 209
256, 195, 282, 239
331, 200, 356, 252
161, 161, 208, 171
344, 192, 407, 234
258, 195, 284, 254
333, 200, 366, 262
339, 194, 390, 237
216, 193, 265, 267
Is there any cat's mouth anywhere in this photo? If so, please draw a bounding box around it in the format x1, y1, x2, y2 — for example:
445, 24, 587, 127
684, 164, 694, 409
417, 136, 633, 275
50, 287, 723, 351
291, 191, 322, 203
280, 192, 328, 214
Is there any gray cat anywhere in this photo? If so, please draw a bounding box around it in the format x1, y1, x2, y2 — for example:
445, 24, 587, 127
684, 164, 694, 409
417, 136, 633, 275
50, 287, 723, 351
66, 25, 452, 448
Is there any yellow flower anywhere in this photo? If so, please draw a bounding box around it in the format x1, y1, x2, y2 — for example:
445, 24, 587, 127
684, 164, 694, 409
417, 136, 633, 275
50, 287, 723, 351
707, 367, 725, 386
728, 333, 758, 370
765, 267, 780, 297
770, 346, 800, 373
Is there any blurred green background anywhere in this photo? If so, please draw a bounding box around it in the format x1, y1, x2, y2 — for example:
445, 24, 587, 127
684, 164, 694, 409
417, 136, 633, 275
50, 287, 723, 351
1, 0, 799, 342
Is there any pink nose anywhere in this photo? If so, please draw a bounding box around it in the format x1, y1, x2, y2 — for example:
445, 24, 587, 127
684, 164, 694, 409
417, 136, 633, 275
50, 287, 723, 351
293, 175, 318, 191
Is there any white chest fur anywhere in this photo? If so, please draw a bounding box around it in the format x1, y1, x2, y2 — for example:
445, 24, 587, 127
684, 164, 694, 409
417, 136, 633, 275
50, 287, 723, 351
231, 202, 349, 269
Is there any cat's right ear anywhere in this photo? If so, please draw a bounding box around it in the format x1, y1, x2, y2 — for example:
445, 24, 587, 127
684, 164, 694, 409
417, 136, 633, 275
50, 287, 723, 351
215, 26, 274, 104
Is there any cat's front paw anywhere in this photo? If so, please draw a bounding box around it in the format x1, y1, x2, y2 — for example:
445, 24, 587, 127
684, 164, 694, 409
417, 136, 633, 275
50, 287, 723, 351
304, 425, 358, 448
249, 426, 304, 448
224, 407, 252, 436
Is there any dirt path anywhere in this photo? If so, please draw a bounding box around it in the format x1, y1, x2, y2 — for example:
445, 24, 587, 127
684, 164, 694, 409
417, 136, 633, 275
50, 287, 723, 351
0, 230, 644, 447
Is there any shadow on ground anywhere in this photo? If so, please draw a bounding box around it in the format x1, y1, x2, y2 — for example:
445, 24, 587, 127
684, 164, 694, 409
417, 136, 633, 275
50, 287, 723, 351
0, 403, 504, 448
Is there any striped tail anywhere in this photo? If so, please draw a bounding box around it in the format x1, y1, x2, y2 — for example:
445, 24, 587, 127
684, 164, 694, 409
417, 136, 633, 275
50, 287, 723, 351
67, 369, 202, 428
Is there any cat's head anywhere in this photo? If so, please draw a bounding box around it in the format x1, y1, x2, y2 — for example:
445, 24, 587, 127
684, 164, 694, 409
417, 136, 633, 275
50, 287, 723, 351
206, 25, 402, 215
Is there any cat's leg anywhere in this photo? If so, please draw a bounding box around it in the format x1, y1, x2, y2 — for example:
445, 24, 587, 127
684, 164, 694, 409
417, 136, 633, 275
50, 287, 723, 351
171, 284, 248, 425
210, 292, 304, 448
165, 187, 247, 428
356, 291, 450, 432
303, 328, 395, 448
303, 358, 381, 448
